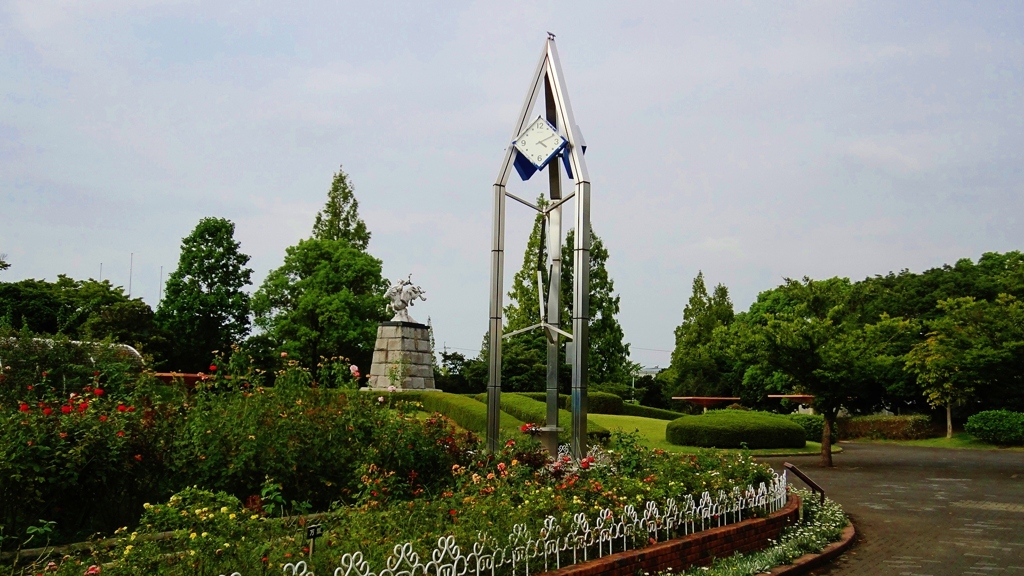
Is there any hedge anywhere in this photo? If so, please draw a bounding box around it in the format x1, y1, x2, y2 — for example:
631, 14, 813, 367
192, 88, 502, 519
621, 403, 686, 421
513, 391, 624, 414
785, 414, 821, 441
835, 415, 932, 441
665, 410, 806, 449
473, 393, 611, 444
965, 410, 1024, 445
397, 391, 526, 435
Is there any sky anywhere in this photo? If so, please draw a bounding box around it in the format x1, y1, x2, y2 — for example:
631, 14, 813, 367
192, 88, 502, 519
1, 1, 1023, 369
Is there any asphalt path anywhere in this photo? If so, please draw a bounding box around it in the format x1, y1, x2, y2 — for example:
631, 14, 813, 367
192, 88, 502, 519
761, 443, 1024, 576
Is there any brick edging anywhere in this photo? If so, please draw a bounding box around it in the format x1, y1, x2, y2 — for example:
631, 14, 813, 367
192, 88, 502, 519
540, 494, 801, 576
764, 523, 857, 575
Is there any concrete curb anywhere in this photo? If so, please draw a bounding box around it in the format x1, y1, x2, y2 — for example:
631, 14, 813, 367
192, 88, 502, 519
762, 523, 857, 575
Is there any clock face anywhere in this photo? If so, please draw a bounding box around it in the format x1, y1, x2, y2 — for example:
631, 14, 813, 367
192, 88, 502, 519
513, 117, 567, 169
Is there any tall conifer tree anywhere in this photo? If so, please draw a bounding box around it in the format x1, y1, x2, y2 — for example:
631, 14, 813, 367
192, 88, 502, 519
312, 166, 371, 250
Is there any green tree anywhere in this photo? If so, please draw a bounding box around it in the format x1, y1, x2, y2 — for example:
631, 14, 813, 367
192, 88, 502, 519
0, 253, 9, 272
251, 239, 389, 378
744, 277, 914, 466
156, 218, 253, 371
311, 166, 371, 250
905, 295, 1023, 438
668, 272, 736, 399
496, 198, 563, 392
0, 276, 167, 358
561, 228, 634, 391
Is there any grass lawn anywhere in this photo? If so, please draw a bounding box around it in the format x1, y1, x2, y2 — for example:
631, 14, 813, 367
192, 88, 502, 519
588, 413, 839, 456
849, 431, 1024, 451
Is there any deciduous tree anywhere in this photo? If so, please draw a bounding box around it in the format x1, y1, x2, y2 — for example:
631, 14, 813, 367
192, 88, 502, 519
252, 239, 388, 378
156, 218, 253, 371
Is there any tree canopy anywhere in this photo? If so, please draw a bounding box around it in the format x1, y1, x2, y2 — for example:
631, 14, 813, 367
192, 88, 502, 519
156, 217, 253, 371
312, 166, 371, 250
251, 238, 389, 378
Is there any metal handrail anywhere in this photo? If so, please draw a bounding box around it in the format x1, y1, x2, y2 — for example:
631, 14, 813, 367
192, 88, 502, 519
784, 462, 825, 505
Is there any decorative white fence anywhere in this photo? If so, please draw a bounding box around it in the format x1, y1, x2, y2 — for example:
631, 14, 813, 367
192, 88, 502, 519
222, 470, 788, 576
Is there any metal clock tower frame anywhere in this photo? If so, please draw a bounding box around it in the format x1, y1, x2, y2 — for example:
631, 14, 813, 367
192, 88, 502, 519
487, 35, 591, 458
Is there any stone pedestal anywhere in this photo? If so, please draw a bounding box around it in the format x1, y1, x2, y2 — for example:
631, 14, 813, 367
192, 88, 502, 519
367, 321, 436, 390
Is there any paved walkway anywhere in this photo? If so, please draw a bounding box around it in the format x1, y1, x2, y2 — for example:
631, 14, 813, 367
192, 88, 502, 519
762, 443, 1024, 576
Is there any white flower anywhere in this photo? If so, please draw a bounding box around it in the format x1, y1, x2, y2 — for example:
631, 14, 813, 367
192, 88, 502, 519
388, 385, 396, 392
378, 396, 385, 403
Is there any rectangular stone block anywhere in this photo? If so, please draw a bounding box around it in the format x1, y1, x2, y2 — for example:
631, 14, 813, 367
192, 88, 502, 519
406, 376, 425, 389
399, 326, 418, 339
372, 350, 387, 365
415, 339, 431, 352
387, 338, 404, 351
410, 364, 433, 378
369, 363, 387, 377
379, 325, 401, 339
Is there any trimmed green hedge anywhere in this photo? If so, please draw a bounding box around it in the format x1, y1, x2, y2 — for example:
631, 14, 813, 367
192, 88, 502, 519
513, 391, 625, 414
835, 415, 932, 440
361, 391, 526, 436
786, 413, 823, 442
473, 393, 611, 444
622, 403, 686, 421
965, 410, 1024, 445
665, 410, 806, 449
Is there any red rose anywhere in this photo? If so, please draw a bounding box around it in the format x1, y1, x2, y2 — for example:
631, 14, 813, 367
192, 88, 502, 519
93, 371, 100, 377
84, 565, 101, 576
209, 365, 217, 372
134, 454, 143, 462
449, 509, 457, 516
61, 405, 72, 414
26, 385, 33, 390
78, 402, 88, 413
117, 405, 127, 412
19, 403, 30, 412
41, 371, 48, 377
116, 431, 125, 437
43, 407, 53, 416
302, 547, 309, 554
580, 460, 590, 469
93, 388, 104, 396
100, 415, 108, 422
127, 406, 135, 412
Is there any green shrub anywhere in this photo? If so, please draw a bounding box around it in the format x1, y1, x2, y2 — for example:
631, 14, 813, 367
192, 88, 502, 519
473, 393, 611, 444
835, 415, 932, 440
786, 414, 826, 442
513, 391, 623, 414
665, 410, 806, 449
965, 410, 1024, 445
417, 392, 525, 435
621, 403, 686, 421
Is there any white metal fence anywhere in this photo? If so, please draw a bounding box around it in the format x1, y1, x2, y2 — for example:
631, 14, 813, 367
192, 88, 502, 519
221, 470, 787, 576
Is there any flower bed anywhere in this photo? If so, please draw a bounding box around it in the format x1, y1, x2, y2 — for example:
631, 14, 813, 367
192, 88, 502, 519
670, 489, 849, 576
9, 430, 779, 575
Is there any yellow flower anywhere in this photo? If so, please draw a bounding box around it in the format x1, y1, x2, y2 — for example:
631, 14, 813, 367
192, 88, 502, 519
190, 550, 196, 556
201, 532, 209, 538
190, 533, 197, 540
130, 532, 137, 541
251, 514, 260, 520
123, 545, 133, 555
220, 507, 228, 514
229, 513, 236, 519
143, 503, 152, 509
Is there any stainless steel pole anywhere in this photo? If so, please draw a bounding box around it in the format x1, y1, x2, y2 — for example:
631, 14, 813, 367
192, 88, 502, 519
544, 77, 562, 451
486, 183, 506, 452
570, 180, 590, 458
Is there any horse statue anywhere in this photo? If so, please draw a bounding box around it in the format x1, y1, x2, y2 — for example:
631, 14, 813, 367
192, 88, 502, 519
385, 275, 427, 323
